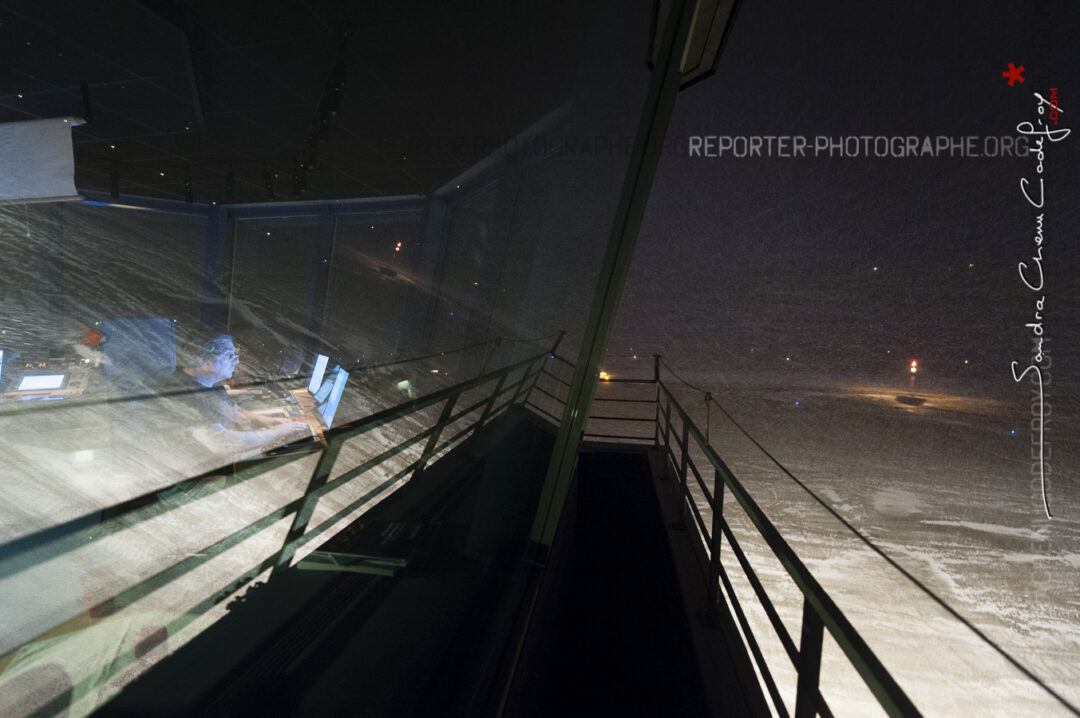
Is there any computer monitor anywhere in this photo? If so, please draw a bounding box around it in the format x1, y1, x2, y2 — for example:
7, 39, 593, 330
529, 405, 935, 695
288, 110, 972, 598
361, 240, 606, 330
18, 374, 67, 391
312, 367, 335, 404
316, 368, 349, 429
307, 354, 329, 395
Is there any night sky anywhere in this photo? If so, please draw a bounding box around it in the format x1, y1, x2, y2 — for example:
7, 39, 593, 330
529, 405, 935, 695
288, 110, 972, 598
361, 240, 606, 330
614, 0, 1080, 396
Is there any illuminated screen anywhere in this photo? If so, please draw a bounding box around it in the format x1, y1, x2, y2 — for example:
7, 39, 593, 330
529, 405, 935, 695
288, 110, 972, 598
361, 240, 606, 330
18, 374, 66, 391
307, 354, 329, 395
317, 368, 349, 429
313, 373, 334, 404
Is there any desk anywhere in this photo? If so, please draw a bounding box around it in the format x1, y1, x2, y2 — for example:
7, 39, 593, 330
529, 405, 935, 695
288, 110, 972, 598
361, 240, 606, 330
0, 368, 91, 402
247, 388, 328, 448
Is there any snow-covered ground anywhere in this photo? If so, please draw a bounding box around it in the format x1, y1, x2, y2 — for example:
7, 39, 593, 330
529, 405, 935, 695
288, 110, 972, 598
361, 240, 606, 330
654, 372, 1080, 716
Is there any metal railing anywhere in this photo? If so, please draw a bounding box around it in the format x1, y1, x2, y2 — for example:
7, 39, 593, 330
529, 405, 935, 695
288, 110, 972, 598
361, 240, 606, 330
0, 338, 561, 710
523, 354, 921, 718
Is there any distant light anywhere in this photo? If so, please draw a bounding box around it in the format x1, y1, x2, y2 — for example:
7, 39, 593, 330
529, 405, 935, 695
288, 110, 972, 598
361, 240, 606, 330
266, 231, 271, 236
159, 171, 165, 176
17, 94, 23, 99
449, 311, 454, 316
964, 359, 969, 365
322, 258, 328, 263
599, 371, 610, 381
795, 401, 800, 406
633, 355, 637, 359
370, 225, 374, 229
109, 144, 116, 150
785, 356, 791, 361
430, 369, 439, 374
1010, 429, 1016, 435
910, 359, 918, 374
968, 263, 974, 268
873, 266, 878, 271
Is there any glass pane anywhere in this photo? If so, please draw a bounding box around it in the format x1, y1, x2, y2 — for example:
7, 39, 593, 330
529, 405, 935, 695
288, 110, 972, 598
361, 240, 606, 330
0, 0, 660, 713
324, 209, 426, 363
229, 216, 322, 378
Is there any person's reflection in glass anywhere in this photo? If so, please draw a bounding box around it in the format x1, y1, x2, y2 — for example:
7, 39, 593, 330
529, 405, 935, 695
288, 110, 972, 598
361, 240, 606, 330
167, 334, 307, 454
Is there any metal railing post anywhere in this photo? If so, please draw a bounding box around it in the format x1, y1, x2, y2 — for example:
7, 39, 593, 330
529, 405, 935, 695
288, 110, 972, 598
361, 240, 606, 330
795, 598, 825, 718
477, 371, 507, 428
704, 391, 711, 447
661, 393, 673, 481
672, 420, 690, 530
414, 394, 459, 478
703, 466, 725, 626
653, 354, 661, 447
522, 330, 566, 408
272, 440, 344, 574
509, 360, 535, 408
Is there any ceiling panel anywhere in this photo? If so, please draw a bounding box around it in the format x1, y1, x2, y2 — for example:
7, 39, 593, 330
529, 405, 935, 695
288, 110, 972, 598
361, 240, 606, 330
0, 0, 586, 203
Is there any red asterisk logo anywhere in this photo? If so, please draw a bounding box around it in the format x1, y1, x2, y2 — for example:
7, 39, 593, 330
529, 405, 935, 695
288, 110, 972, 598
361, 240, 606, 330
1002, 62, 1025, 86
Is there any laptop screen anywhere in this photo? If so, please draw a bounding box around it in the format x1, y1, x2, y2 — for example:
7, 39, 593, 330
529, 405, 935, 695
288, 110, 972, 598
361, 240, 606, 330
313, 370, 335, 404
307, 354, 329, 395
18, 374, 66, 391
317, 368, 349, 429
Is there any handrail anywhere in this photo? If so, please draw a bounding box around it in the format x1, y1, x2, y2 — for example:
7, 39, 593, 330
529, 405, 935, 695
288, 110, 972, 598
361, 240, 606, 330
523, 354, 921, 717
0, 331, 553, 420
528, 354, 1080, 717
0, 352, 548, 567
0, 339, 562, 692
656, 378, 919, 717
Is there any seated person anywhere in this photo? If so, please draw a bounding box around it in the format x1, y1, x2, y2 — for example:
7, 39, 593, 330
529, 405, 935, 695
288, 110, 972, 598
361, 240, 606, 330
163, 335, 307, 455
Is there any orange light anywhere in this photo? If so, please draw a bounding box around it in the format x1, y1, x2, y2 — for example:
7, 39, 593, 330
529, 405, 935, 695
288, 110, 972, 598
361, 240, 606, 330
599, 371, 610, 381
